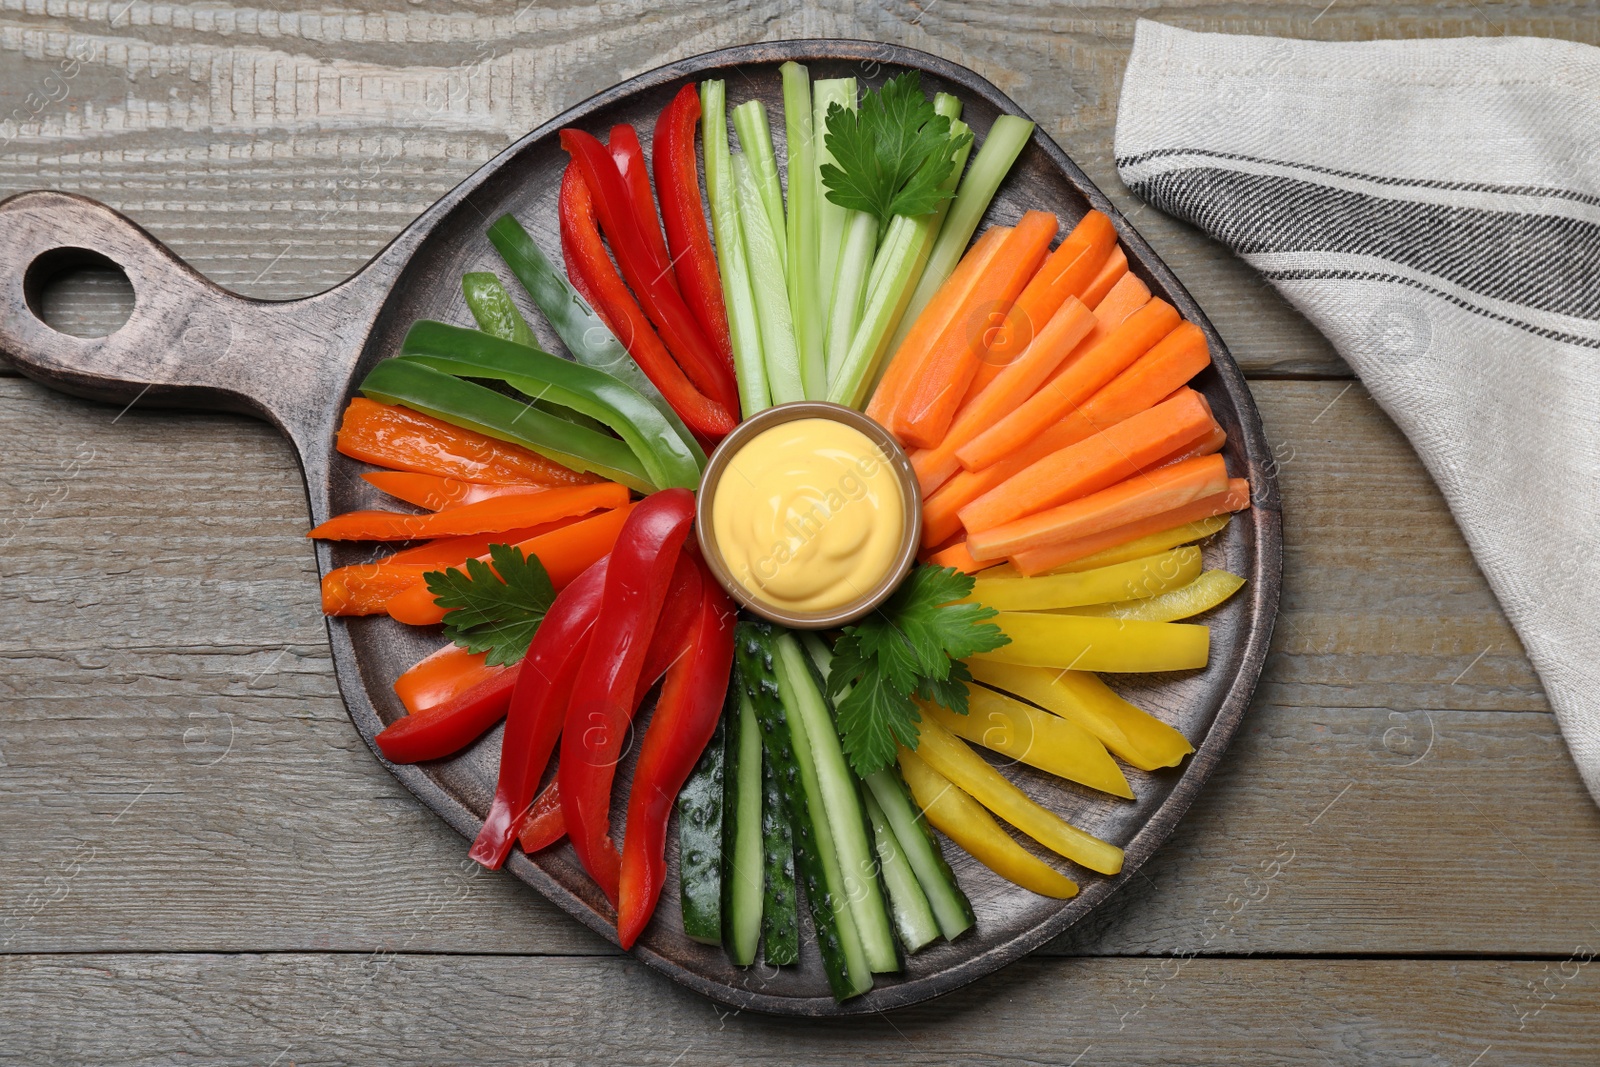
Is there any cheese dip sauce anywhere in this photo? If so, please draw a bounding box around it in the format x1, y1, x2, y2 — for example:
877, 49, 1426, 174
709, 418, 905, 614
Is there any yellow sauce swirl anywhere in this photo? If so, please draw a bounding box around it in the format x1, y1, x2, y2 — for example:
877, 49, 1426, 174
710, 418, 905, 614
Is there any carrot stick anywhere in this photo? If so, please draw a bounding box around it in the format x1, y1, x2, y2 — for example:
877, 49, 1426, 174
321, 563, 436, 616
919, 316, 1209, 549
956, 299, 1182, 473
968, 455, 1230, 562
959, 390, 1219, 534
1080, 245, 1128, 309
1012, 479, 1250, 574
1152, 421, 1226, 470
361, 471, 550, 512
1090, 270, 1149, 329
335, 397, 597, 486
308, 483, 628, 541
911, 297, 1095, 495
927, 539, 994, 575
960, 211, 1117, 403
385, 503, 633, 626
867, 226, 1011, 428
393, 644, 506, 716
892, 211, 1060, 448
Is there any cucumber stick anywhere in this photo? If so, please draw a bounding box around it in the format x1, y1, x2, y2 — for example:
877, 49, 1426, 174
802, 632, 974, 943
760, 751, 799, 966
678, 712, 726, 945
731, 151, 804, 405
865, 767, 975, 941
721, 686, 764, 966
780, 61, 827, 400
701, 80, 769, 417
772, 633, 899, 974
735, 622, 870, 1000
863, 786, 940, 954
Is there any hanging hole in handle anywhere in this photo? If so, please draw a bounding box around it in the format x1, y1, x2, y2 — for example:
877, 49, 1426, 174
23, 247, 136, 339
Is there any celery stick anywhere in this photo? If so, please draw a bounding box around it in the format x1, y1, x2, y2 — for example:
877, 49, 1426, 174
701, 79, 769, 417
781, 62, 827, 400
732, 99, 788, 277
812, 78, 857, 336
733, 152, 805, 405
886, 113, 1034, 355
824, 211, 878, 381
827, 119, 973, 408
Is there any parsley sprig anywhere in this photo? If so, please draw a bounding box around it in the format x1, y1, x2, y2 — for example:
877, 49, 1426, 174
819, 70, 973, 229
825, 565, 1009, 776
424, 543, 556, 667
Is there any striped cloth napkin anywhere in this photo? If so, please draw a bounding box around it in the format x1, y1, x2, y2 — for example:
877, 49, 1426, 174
1114, 21, 1600, 803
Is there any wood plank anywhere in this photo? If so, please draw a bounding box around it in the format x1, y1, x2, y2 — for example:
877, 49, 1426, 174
2, 378, 1593, 959
30, 1, 1600, 377
1, 953, 1594, 1065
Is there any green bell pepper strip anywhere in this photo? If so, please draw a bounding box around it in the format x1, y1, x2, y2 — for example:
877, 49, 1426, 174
358, 358, 653, 493
461, 271, 611, 437
461, 271, 538, 348
395, 320, 701, 491
485, 214, 706, 468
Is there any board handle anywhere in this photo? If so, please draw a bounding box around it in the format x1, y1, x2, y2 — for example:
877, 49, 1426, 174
0, 190, 385, 459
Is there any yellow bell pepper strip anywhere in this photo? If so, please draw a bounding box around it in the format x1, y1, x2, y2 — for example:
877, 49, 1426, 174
975, 613, 1209, 674
1059, 570, 1246, 623
911, 715, 1123, 875
966, 661, 1193, 772
897, 748, 1078, 899
921, 687, 1133, 799
965, 547, 1202, 612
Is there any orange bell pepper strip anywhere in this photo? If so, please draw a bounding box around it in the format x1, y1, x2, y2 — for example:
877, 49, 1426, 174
321, 563, 435, 616
307, 482, 628, 541
385, 503, 634, 626
335, 397, 599, 486
393, 644, 507, 716
361, 471, 550, 511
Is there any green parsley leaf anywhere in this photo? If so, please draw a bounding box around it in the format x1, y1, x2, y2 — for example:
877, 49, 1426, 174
424, 543, 557, 667
826, 565, 1009, 775
819, 70, 972, 228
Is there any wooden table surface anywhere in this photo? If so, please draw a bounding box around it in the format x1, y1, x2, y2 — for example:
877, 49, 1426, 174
4, 2, 1599, 1063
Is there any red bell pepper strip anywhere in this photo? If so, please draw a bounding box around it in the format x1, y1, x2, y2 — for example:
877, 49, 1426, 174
468, 558, 608, 869
508, 554, 701, 859
632, 553, 703, 705
375, 663, 521, 764
559, 488, 696, 904
617, 557, 735, 948
607, 124, 676, 294
652, 85, 734, 374
560, 163, 736, 440
518, 780, 566, 852
559, 128, 740, 417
